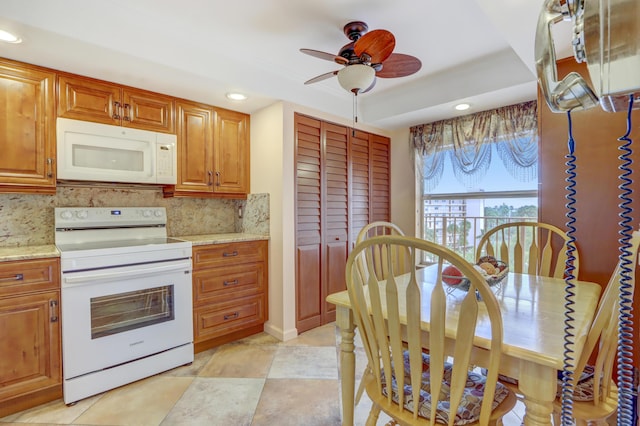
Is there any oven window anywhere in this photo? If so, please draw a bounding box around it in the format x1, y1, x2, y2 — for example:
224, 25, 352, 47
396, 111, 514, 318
90, 285, 175, 339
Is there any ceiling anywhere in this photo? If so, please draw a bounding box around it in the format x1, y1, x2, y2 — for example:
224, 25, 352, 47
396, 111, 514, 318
0, 0, 574, 131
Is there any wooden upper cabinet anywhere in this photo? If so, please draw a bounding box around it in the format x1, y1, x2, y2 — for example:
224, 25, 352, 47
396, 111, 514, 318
57, 74, 175, 133
214, 108, 249, 194
0, 59, 56, 194
170, 102, 249, 198
175, 100, 215, 193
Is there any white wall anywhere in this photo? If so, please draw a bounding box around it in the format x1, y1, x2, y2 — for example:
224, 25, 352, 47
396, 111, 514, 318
389, 127, 417, 237
252, 101, 411, 341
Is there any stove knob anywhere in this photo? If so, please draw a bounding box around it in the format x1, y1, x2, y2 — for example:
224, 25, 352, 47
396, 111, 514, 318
76, 210, 88, 219
142, 209, 152, 217
60, 210, 73, 220
154, 210, 163, 217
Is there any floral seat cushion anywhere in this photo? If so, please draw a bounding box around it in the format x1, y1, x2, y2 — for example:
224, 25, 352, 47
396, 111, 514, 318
555, 364, 597, 402
496, 364, 597, 402
381, 351, 510, 426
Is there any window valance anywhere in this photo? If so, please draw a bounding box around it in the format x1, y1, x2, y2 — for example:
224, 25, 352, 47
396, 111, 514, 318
411, 101, 538, 190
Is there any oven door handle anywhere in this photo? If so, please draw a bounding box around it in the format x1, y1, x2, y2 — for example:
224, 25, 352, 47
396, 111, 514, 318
62, 260, 191, 285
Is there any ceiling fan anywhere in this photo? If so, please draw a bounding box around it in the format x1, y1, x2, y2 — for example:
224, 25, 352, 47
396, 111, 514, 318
301, 21, 422, 94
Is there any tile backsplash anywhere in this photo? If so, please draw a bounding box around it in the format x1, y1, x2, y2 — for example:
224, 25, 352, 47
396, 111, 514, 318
0, 185, 269, 247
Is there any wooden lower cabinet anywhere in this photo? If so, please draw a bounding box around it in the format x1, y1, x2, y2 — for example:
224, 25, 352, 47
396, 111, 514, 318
192, 240, 268, 352
0, 258, 61, 418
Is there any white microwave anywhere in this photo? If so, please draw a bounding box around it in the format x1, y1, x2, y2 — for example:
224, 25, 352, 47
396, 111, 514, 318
56, 118, 177, 185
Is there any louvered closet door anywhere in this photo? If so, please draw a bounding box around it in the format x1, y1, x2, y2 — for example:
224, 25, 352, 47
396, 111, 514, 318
295, 115, 323, 332
349, 130, 371, 248
370, 134, 391, 222
321, 123, 348, 324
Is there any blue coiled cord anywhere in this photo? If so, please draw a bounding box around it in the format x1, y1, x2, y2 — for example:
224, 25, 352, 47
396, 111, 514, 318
617, 94, 635, 426
560, 110, 578, 426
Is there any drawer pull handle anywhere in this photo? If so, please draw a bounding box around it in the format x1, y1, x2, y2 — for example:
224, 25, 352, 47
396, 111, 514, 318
49, 300, 59, 322
223, 279, 239, 286
0, 273, 23, 282
224, 312, 239, 321
223, 251, 239, 257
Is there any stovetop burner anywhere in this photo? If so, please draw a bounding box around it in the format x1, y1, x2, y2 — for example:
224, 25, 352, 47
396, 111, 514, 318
54, 207, 192, 272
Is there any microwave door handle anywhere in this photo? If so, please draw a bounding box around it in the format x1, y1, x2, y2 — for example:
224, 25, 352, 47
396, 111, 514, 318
62, 261, 191, 285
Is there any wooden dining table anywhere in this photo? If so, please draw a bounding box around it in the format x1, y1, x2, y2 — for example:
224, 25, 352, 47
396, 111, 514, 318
326, 266, 602, 426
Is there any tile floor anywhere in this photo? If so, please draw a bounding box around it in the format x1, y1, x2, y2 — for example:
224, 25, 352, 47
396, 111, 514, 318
1, 323, 525, 425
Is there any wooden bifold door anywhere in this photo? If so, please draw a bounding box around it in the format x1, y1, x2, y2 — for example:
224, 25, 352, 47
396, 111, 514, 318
294, 113, 390, 333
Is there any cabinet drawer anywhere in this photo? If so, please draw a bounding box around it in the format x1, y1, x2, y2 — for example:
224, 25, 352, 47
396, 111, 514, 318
0, 258, 60, 297
193, 240, 267, 269
193, 294, 265, 342
193, 263, 265, 306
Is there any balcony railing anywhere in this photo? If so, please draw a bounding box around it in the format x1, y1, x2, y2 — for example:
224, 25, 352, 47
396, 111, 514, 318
422, 215, 537, 263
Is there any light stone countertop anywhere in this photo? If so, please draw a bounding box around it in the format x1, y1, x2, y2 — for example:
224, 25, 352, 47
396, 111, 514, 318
0, 234, 268, 262
176, 233, 269, 246
0, 244, 60, 262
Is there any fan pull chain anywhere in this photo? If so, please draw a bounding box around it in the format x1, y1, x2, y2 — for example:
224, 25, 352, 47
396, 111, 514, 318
352, 93, 358, 137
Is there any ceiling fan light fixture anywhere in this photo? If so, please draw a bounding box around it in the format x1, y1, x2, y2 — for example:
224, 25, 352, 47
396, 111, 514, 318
337, 64, 375, 94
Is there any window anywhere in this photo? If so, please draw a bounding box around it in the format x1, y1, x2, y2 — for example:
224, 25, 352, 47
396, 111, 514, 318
411, 101, 538, 263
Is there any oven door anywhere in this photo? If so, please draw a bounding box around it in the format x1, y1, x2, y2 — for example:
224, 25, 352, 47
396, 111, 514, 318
60, 258, 192, 380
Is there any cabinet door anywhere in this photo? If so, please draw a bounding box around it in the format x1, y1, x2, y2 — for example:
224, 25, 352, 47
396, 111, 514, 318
0, 60, 56, 192
175, 101, 214, 193
213, 109, 249, 194
370, 134, 391, 222
0, 291, 61, 402
321, 122, 349, 323
123, 89, 175, 133
57, 74, 121, 125
349, 129, 371, 248
295, 114, 323, 332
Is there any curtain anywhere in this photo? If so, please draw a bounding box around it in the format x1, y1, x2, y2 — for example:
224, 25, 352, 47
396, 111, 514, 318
410, 101, 538, 190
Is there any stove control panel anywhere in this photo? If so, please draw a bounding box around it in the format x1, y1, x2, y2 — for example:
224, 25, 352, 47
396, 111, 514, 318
55, 207, 167, 229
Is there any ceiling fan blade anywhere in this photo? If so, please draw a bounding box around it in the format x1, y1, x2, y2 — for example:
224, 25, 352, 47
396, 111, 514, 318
376, 53, 422, 78
304, 70, 339, 85
300, 48, 348, 65
354, 29, 395, 63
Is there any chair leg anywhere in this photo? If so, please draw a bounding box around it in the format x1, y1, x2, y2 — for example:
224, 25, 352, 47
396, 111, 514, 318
366, 404, 381, 426
355, 365, 371, 405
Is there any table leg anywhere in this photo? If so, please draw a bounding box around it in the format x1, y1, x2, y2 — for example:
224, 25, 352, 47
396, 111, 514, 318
335, 306, 355, 426
518, 362, 556, 426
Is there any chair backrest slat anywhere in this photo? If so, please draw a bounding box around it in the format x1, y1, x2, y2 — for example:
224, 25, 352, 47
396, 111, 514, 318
476, 221, 579, 279
356, 221, 408, 281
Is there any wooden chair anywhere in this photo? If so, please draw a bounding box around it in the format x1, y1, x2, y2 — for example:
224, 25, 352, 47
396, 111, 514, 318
476, 221, 579, 279
346, 235, 517, 425
552, 229, 640, 425
354, 222, 410, 405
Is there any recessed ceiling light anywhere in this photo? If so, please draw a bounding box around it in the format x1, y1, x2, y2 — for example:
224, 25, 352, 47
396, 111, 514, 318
226, 92, 247, 101
0, 30, 22, 44
454, 103, 470, 111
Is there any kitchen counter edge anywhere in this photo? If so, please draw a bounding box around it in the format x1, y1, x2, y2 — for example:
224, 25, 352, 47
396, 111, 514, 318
175, 233, 269, 246
0, 245, 60, 262
0, 234, 269, 261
